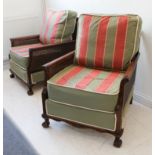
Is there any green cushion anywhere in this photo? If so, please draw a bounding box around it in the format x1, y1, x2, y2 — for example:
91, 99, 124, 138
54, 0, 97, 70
10, 60, 45, 84
46, 99, 116, 131
10, 60, 28, 83
46, 86, 134, 131
31, 71, 45, 84
74, 14, 142, 71
10, 43, 43, 69
47, 65, 124, 113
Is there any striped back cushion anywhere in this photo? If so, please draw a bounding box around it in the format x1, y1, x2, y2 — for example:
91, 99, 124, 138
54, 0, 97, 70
39, 10, 77, 44
74, 14, 142, 71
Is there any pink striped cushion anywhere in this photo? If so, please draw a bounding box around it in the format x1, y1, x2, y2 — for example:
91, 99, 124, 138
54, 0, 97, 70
39, 10, 77, 44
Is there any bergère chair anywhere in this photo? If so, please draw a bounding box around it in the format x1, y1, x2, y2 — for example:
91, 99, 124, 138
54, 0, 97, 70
41, 14, 142, 147
9, 10, 77, 95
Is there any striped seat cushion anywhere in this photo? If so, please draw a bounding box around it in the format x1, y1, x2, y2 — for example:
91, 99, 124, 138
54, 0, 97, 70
74, 14, 142, 70
39, 10, 77, 44
47, 65, 124, 112
10, 43, 43, 69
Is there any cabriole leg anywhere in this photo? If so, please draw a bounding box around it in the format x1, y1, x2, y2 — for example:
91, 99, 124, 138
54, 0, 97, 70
27, 71, 33, 95
42, 88, 49, 128
42, 115, 50, 128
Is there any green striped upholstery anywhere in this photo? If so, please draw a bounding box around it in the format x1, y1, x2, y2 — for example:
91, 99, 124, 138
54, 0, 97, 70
45, 85, 133, 131
46, 99, 116, 131
74, 14, 142, 70
10, 43, 43, 69
10, 60, 45, 84
39, 10, 77, 44
47, 65, 124, 112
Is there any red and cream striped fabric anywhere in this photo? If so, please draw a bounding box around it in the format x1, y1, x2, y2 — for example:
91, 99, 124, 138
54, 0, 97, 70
74, 14, 142, 71
50, 65, 124, 95
39, 10, 77, 44
10, 43, 43, 57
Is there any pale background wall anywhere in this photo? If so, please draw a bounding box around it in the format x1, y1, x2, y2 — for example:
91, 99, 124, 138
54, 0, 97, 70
3, 0, 44, 60
45, 0, 152, 106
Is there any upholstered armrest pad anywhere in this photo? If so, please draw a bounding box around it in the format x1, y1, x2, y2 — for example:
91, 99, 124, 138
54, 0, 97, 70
28, 41, 75, 72
43, 51, 74, 81
10, 34, 40, 47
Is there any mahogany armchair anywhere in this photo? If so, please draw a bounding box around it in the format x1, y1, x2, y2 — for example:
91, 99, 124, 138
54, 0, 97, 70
41, 14, 142, 147
9, 10, 77, 95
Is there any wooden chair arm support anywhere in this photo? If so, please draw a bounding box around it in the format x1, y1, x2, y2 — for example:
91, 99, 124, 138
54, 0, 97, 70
10, 34, 40, 47
123, 52, 140, 82
43, 51, 74, 82
115, 52, 140, 112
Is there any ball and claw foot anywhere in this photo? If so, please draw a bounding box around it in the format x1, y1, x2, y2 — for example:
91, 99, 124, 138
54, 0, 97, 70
10, 73, 15, 78
113, 137, 122, 148
27, 89, 33, 95
42, 120, 50, 128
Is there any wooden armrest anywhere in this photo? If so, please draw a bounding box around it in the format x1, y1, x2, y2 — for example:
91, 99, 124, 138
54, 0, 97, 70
43, 51, 74, 82
10, 34, 40, 47
123, 52, 140, 82
115, 52, 140, 112
28, 41, 75, 72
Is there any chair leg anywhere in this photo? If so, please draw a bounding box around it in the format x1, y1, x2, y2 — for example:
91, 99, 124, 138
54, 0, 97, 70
27, 71, 33, 95
41, 88, 50, 128
9, 69, 15, 78
113, 137, 122, 148
27, 85, 33, 95
42, 117, 50, 128
10, 73, 15, 78
130, 96, 133, 104
113, 129, 123, 148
